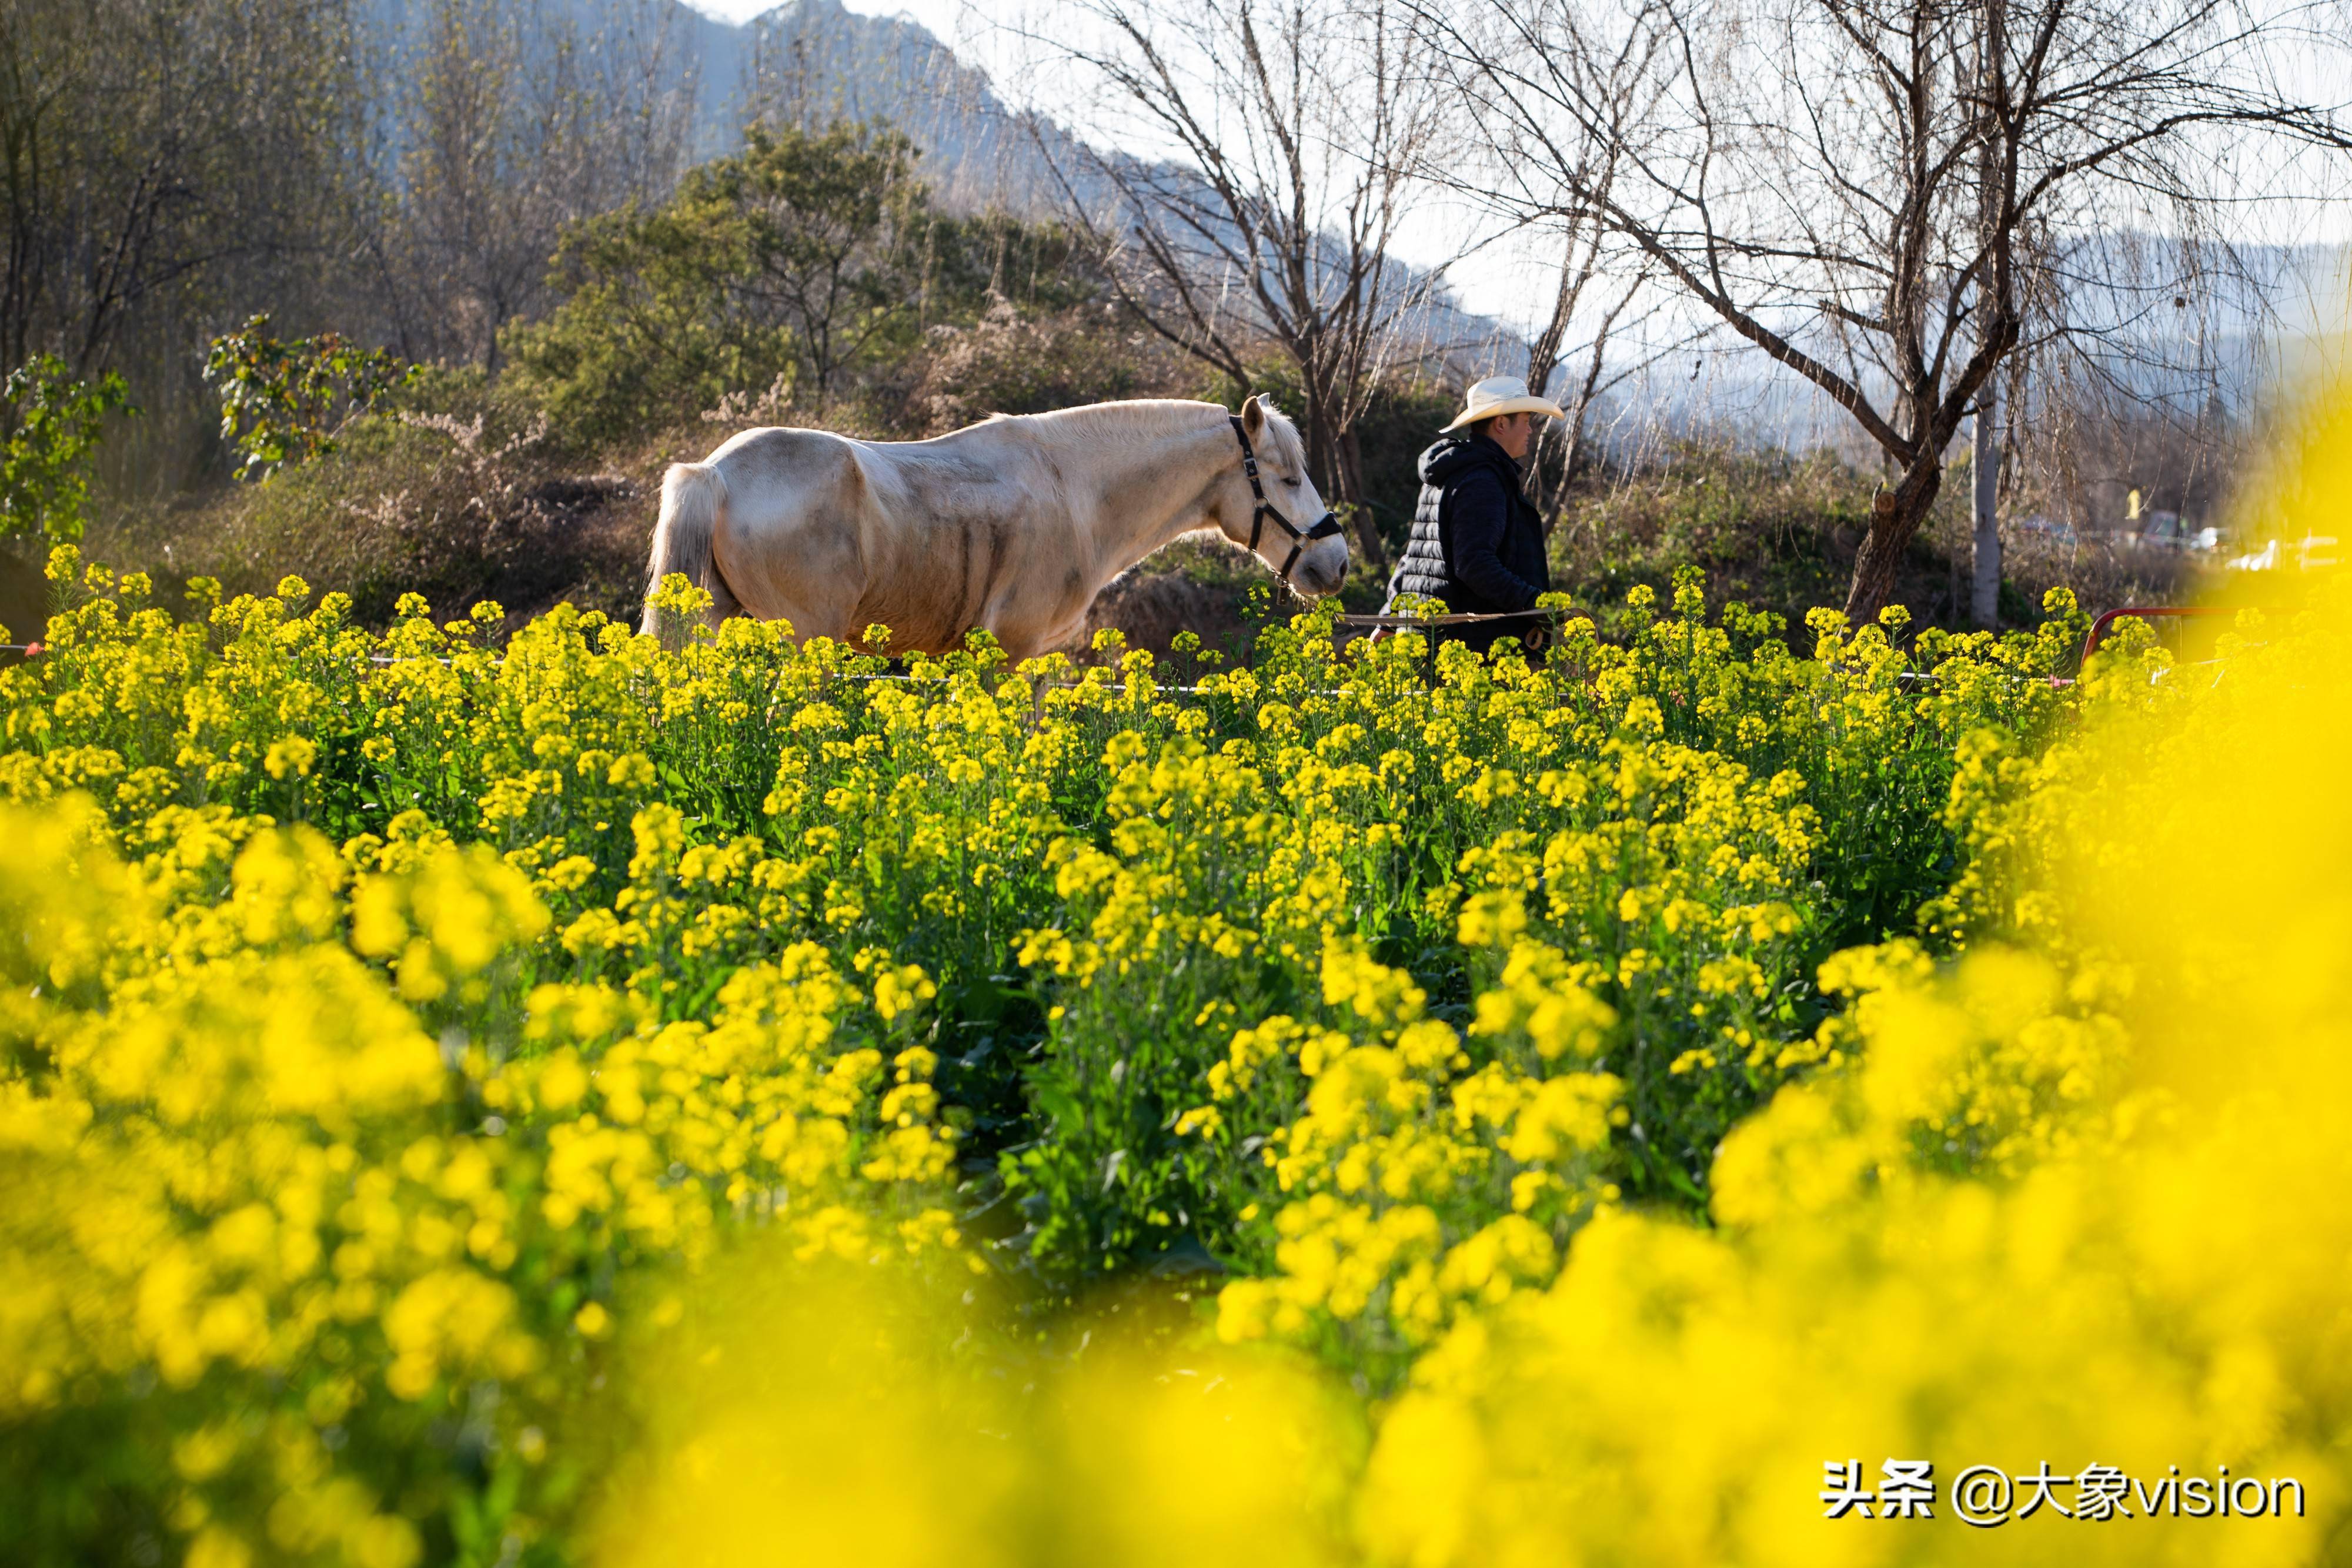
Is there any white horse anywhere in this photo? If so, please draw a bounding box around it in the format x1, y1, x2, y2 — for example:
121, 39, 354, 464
638, 396, 1348, 658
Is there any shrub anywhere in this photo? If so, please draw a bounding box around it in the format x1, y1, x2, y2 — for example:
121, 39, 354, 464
1, 355, 133, 544
203, 315, 417, 482
910, 300, 1174, 433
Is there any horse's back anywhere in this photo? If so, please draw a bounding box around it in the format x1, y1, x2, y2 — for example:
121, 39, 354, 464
693, 416, 1118, 656
707, 422, 1038, 511
704, 424, 865, 500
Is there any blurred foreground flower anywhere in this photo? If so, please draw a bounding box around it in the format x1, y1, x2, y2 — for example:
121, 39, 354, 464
1349, 390, 2352, 1566
590, 1259, 1361, 1568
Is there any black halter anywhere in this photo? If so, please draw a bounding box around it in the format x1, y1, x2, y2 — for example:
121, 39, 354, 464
1228, 414, 1344, 584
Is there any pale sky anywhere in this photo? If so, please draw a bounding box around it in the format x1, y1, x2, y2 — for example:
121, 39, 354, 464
683, 0, 974, 46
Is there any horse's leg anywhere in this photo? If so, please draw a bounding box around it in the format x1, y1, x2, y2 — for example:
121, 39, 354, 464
702, 556, 741, 627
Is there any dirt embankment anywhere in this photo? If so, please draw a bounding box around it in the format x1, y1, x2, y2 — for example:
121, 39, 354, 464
0, 546, 44, 646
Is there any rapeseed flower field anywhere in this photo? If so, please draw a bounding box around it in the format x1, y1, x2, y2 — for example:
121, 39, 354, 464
2, 387, 2344, 1566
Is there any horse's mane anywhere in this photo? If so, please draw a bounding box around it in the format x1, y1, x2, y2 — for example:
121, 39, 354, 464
1001, 398, 1309, 469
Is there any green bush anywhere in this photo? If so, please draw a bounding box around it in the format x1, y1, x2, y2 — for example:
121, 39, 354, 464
1, 356, 133, 544
506, 121, 1108, 450
203, 315, 417, 482
505, 122, 928, 446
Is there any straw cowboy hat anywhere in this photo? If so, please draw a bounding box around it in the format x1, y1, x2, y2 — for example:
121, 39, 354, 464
1441, 374, 1566, 432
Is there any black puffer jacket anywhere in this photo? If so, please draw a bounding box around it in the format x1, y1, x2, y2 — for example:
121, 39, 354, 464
1382, 432, 1551, 621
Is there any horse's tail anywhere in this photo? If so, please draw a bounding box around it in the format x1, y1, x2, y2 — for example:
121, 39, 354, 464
641, 460, 733, 640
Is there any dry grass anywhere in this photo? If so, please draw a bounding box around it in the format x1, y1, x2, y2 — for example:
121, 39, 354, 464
1553, 442, 2207, 638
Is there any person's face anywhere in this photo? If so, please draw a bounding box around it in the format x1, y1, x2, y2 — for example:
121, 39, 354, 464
1489, 410, 1541, 460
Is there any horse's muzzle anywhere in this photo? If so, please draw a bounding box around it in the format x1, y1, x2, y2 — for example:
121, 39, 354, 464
1289, 516, 1349, 595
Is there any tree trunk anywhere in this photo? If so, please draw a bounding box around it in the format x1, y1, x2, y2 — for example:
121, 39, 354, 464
1305, 374, 1385, 574
1302, 385, 1337, 507
1970, 383, 2002, 627
1531, 419, 1566, 538
1334, 424, 1387, 571
1844, 457, 1945, 623
1970, 0, 2007, 631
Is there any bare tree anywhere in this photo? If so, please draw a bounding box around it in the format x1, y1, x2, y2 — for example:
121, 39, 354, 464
1967, 153, 2002, 610
384, 0, 696, 370
1507, 228, 1658, 531
1966, 12, 2006, 627
1407, 2, 1698, 533
0, 0, 372, 493
1475, 19, 1667, 530
1415, 0, 2351, 618
0, 0, 357, 377
1022, 0, 1464, 570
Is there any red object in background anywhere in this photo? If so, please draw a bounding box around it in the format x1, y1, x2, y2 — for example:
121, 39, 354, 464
2081, 605, 2243, 663
22, 642, 40, 658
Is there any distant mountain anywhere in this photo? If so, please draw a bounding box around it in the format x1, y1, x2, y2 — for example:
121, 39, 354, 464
370, 0, 1117, 210
361, 0, 1534, 373
357, 0, 747, 159
689, 0, 1078, 210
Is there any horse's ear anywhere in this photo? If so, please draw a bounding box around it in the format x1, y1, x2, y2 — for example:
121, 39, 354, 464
1241, 393, 1268, 437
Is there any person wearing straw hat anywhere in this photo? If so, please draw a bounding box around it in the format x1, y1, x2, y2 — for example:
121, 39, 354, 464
1381, 374, 1562, 656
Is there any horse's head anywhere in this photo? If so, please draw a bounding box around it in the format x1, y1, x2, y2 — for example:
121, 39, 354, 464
1214, 394, 1349, 597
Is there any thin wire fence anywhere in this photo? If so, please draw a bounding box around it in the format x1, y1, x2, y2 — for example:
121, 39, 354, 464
12, 606, 2096, 690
